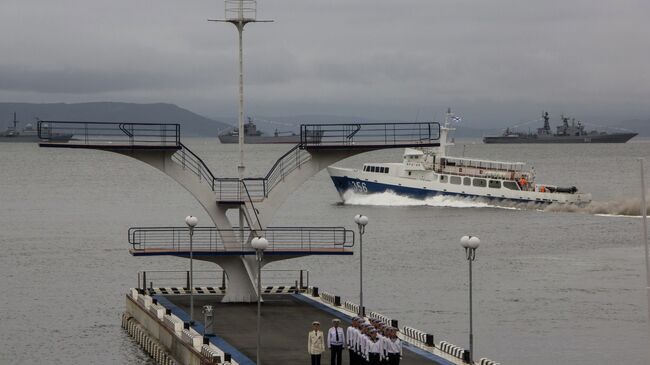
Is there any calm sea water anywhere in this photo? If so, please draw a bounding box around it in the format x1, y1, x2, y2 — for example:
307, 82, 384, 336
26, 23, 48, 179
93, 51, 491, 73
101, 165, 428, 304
1, 139, 649, 364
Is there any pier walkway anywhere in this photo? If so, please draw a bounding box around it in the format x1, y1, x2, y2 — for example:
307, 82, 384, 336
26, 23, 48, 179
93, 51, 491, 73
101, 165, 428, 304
159, 293, 451, 365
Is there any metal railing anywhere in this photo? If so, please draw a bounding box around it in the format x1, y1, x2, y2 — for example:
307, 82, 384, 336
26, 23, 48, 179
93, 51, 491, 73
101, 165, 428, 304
37, 121, 180, 147
171, 142, 310, 202
137, 269, 309, 291
225, 0, 256, 20
299, 122, 440, 148
129, 226, 354, 253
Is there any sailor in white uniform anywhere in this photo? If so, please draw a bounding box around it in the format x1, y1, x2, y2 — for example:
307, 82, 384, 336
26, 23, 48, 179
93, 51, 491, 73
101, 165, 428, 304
385, 327, 403, 365
366, 329, 383, 365
359, 324, 372, 365
347, 317, 360, 365
327, 318, 345, 365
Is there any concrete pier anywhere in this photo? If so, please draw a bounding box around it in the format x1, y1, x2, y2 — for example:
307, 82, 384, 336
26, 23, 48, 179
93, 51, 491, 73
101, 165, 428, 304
161, 294, 447, 365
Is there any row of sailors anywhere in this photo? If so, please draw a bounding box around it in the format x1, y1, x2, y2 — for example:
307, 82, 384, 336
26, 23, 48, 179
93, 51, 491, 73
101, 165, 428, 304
328, 317, 403, 365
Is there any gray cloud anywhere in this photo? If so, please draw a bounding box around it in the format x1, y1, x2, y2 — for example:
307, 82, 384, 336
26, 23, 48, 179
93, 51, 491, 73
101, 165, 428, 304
0, 0, 648, 125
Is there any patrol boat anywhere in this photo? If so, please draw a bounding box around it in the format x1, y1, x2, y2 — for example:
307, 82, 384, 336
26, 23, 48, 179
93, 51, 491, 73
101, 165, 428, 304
327, 111, 592, 205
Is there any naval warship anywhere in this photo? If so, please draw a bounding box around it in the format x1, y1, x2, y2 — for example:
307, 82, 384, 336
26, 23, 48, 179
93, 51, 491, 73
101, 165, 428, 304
218, 117, 323, 144
0, 112, 73, 143
483, 112, 637, 144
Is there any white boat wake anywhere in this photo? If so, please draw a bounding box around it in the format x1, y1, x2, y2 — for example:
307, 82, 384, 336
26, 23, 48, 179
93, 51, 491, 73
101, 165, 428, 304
341, 190, 519, 210
341, 190, 650, 217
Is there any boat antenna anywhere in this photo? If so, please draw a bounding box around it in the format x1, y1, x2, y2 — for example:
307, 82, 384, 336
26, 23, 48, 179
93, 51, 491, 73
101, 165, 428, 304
209, 0, 273, 179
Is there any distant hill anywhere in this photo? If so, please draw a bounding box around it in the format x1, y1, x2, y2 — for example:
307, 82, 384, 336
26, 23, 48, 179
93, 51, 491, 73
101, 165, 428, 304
0, 102, 230, 136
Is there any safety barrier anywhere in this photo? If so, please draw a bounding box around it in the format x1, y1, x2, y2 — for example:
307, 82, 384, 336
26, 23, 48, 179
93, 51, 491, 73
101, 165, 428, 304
145, 285, 306, 296
122, 313, 178, 365
401, 326, 435, 347
368, 311, 398, 328
344, 300, 363, 315
129, 226, 354, 254
148, 302, 166, 319
320, 291, 341, 306
200, 344, 223, 364
181, 327, 203, 350
479, 358, 500, 365
163, 314, 184, 334
439, 341, 468, 360
137, 293, 153, 309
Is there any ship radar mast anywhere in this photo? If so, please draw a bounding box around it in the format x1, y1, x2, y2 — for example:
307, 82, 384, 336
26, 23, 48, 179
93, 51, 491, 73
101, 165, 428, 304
438, 107, 456, 158
209, 0, 273, 179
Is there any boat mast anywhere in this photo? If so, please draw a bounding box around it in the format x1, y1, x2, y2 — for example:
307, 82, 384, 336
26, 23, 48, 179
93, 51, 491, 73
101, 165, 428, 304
438, 108, 456, 158
209, 0, 273, 179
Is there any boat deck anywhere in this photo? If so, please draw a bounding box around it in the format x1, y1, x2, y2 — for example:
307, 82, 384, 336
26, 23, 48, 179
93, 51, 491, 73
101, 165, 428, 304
157, 294, 450, 365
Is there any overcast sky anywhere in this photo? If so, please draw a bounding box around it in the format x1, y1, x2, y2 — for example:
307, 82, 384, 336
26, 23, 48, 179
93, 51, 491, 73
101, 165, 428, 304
1, 0, 649, 127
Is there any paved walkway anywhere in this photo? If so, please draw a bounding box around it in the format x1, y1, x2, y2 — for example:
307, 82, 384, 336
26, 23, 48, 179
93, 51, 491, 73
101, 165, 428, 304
164, 294, 447, 365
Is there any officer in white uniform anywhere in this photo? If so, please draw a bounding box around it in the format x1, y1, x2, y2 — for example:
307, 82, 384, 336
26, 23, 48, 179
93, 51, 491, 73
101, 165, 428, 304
327, 318, 345, 365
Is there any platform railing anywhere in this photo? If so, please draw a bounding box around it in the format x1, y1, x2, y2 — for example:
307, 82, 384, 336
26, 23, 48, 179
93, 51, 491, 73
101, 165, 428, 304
137, 269, 309, 291
299, 122, 440, 148
128, 226, 354, 253
37, 121, 180, 147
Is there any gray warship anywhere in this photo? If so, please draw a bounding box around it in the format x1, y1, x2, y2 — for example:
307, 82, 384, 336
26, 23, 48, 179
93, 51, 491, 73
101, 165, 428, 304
1, 112, 73, 143
218, 117, 322, 144
483, 112, 637, 144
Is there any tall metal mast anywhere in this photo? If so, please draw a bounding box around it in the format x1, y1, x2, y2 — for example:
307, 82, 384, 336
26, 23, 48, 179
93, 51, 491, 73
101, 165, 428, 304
209, 0, 273, 179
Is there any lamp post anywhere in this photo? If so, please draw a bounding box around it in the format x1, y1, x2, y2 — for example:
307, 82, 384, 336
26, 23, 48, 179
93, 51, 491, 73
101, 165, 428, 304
185, 215, 198, 324
460, 235, 480, 363
354, 214, 369, 316
638, 158, 650, 357
251, 236, 269, 365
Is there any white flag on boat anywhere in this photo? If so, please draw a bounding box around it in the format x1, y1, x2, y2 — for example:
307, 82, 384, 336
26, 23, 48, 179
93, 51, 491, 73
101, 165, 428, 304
452, 116, 462, 123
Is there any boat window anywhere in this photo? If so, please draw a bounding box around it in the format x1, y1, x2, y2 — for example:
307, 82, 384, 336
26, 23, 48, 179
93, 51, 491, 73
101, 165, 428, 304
503, 181, 519, 190
450, 176, 462, 185
489, 180, 501, 189
384, 167, 389, 174
472, 178, 486, 187
371, 166, 376, 172
463, 177, 471, 186
380, 167, 386, 173
440, 175, 448, 183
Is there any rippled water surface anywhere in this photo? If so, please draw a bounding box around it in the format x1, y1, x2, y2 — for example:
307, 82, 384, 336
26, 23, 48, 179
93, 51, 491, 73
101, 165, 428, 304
1, 139, 649, 364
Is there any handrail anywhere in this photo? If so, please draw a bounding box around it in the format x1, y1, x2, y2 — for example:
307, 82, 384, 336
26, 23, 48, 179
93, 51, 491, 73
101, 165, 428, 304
128, 226, 355, 252
37, 121, 180, 147
240, 180, 263, 228
173, 142, 310, 201
346, 124, 362, 139
300, 121, 441, 148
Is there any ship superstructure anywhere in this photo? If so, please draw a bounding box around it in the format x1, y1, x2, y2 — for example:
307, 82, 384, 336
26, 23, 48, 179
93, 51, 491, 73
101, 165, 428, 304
328, 110, 592, 205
